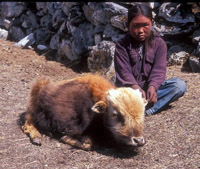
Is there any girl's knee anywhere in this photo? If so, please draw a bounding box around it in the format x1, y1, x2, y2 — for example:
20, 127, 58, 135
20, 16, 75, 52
176, 78, 186, 93
171, 78, 187, 96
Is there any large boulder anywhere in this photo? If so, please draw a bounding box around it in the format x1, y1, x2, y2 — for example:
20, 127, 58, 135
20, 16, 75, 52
83, 2, 127, 26
1, 2, 26, 18
110, 15, 128, 32
158, 3, 195, 24
87, 40, 116, 80
72, 22, 95, 57
189, 56, 200, 72
167, 44, 194, 66
9, 26, 26, 41
57, 39, 77, 61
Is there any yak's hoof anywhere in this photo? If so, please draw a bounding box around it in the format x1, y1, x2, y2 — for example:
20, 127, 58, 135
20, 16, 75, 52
81, 138, 92, 151
31, 138, 42, 146
82, 143, 92, 151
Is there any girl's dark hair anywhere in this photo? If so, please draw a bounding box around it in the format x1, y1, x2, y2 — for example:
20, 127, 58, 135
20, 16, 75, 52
128, 3, 153, 26
128, 3, 154, 48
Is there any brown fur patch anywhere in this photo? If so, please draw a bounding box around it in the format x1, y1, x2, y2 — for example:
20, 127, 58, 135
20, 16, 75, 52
76, 73, 115, 103
24, 76, 96, 140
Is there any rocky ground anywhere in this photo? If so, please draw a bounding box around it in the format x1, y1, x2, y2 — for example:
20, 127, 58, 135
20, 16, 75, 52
0, 39, 199, 169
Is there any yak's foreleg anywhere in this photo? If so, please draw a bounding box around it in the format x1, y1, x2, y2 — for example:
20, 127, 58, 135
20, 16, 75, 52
60, 135, 92, 151
21, 113, 42, 145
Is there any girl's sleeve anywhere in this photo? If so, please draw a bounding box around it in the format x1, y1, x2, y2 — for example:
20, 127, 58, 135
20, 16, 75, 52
114, 42, 138, 86
147, 39, 167, 90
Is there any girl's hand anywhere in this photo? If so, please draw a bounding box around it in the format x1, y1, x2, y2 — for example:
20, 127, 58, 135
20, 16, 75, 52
147, 86, 157, 103
132, 85, 146, 99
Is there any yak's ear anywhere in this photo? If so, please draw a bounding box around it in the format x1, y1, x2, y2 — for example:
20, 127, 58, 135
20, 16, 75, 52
91, 101, 106, 113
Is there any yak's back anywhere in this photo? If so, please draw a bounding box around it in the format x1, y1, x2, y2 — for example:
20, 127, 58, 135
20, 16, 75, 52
27, 77, 96, 137
76, 73, 115, 102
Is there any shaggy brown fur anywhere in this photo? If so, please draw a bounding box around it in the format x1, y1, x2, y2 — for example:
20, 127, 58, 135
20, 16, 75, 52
22, 73, 147, 150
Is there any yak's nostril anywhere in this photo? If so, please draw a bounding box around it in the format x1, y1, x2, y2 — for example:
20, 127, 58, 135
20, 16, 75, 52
132, 136, 145, 147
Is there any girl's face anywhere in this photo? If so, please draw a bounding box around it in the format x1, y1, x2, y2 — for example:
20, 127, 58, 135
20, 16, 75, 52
128, 14, 152, 42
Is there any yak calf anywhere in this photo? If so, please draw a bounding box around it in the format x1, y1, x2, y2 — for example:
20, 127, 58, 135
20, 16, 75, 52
22, 74, 147, 150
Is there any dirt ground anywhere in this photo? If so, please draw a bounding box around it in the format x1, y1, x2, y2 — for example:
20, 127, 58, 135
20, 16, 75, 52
0, 38, 199, 169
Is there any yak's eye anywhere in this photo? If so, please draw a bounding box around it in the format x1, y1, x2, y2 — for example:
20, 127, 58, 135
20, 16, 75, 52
112, 110, 125, 124
113, 110, 119, 117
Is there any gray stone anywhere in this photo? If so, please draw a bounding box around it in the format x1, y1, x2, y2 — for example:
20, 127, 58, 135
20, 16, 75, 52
167, 44, 195, 57
40, 14, 52, 28
34, 28, 51, 45
36, 2, 60, 16
68, 5, 86, 26
192, 29, 200, 44
2, 2, 26, 18
94, 24, 104, 34
152, 11, 156, 19
0, 18, 11, 29
168, 51, 190, 66
47, 2, 60, 15
72, 22, 95, 56
61, 2, 80, 16
83, 2, 127, 26
26, 27, 35, 37
82, 3, 98, 25
103, 2, 128, 15
26, 10, 39, 29
36, 2, 48, 16
9, 26, 26, 41
110, 15, 128, 32
105, 61, 116, 82
117, 2, 142, 6
58, 21, 68, 35
4, 19, 11, 29
93, 3, 127, 25
103, 24, 123, 40
22, 20, 29, 29
153, 22, 198, 36
50, 33, 60, 50
149, 2, 161, 9
52, 9, 67, 29
58, 39, 78, 61
0, 28, 8, 40
189, 56, 200, 73
14, 33, 35, 48
37, 44, 48, 51
111, 34, 125, 43
66, 21, 77, 35
167, 44, 195, 66
87, 40, 115, 74
197, 42, 200, 58
196, 12, 200, 22
158, 3, 195, 24
20, 14, 32, 29
94, 34, 102, 45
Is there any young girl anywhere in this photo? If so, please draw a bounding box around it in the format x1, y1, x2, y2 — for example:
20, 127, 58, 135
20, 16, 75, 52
114, 3, 186, 115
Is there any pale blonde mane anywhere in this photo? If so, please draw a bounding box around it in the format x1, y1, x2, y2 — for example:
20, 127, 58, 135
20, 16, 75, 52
107, 87, 147, 136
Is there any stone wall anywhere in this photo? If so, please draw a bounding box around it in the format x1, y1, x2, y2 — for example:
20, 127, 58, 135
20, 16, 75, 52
0, 2, 200, 78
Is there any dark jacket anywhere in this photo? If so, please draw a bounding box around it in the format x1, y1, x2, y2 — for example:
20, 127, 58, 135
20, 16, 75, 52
114, 33, 167, 91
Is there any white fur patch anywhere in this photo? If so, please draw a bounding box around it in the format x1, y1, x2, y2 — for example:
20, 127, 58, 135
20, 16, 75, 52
107, 87, 147, 106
